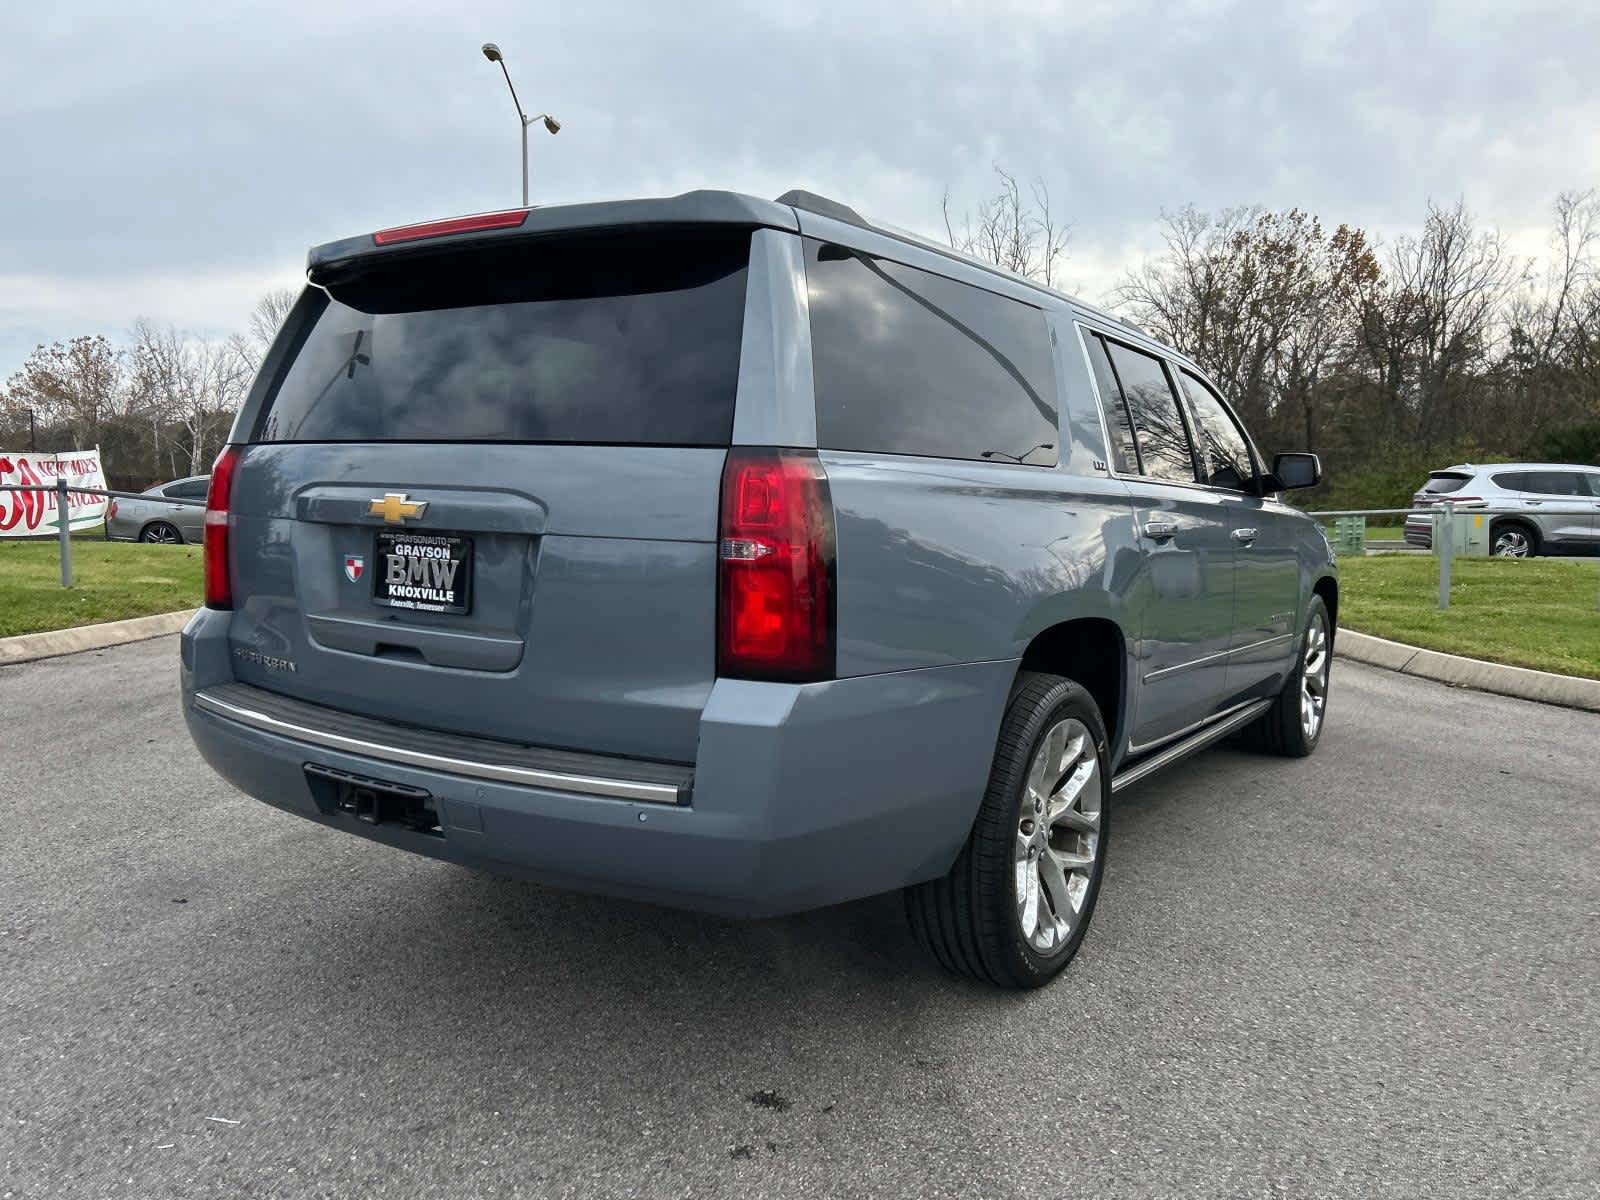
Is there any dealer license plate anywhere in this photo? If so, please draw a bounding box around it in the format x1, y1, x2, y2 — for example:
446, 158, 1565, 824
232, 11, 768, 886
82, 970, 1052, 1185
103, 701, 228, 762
372, 531, 473, 615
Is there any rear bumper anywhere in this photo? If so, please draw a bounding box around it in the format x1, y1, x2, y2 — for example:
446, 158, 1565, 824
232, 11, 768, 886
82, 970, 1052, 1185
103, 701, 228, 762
180, 610, 1012, 917
1403, 517, 1432, 549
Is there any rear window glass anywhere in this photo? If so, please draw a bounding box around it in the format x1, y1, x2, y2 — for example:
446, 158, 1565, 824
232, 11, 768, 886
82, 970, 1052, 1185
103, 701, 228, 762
804, 239, 1059, 465
1423, 473, 1472, 494
254, 231, 751, 445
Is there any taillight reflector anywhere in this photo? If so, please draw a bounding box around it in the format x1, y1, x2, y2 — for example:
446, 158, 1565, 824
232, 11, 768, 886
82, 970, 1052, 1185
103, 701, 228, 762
717, 449, 836, 682
371, 209, 529, 245
204, 445, 241, 610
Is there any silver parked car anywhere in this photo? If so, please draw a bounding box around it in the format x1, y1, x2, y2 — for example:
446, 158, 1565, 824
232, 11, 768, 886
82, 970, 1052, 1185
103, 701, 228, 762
1404, 463, 1600, 556
105, 475, 209, 544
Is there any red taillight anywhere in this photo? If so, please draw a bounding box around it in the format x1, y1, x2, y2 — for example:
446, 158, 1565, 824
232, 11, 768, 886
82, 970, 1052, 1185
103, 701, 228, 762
204, 445, 241, 609
371, 209, 529, 245
717, 449, 836, 682
107, 499, 117, 519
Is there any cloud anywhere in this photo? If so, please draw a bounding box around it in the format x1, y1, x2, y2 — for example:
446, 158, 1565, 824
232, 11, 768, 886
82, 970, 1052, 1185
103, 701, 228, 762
2, 0, 1596, 371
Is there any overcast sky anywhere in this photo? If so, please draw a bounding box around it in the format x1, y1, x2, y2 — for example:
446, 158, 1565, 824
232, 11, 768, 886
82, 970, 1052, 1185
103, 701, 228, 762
3, 0, 1597, 375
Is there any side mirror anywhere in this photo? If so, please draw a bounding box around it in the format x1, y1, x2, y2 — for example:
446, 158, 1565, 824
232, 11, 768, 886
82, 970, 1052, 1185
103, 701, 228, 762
1264, 452, 1322, 492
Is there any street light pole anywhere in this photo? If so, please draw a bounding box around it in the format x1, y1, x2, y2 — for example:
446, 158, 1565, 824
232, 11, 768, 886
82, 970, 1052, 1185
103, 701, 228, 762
26, 407, 36, 453
481, 43, 561, 207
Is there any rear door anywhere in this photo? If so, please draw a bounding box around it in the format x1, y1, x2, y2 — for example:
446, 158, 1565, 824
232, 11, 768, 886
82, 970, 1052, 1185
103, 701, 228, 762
1518, 471, 1597, 549
225, 228, 755, 764
1083, 330, 1235, 750
164, 478, 209, 542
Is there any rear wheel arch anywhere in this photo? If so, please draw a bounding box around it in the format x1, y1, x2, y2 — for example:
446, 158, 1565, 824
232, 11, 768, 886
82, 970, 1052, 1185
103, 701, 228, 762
1016, 617, 1127, 758
1490, 517, 1540, 557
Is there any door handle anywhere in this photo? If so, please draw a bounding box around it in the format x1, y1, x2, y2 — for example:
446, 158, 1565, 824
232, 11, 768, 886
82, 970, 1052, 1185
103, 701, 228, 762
1141, 520, 1178, 541
1231, 527, 1259, 544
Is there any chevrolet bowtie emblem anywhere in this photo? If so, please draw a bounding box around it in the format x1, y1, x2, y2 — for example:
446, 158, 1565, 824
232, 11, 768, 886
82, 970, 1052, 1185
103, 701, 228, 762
368, 492, 428, 524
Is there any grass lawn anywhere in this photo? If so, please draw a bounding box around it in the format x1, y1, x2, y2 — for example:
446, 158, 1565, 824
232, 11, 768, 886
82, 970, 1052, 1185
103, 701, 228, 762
0, 537, 201, 637
1364, 523, 1405, 541
1339, 554, 1600, 679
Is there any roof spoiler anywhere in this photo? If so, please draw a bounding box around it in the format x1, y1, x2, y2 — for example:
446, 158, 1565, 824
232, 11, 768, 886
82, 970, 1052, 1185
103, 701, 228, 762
306, 190, 799, 285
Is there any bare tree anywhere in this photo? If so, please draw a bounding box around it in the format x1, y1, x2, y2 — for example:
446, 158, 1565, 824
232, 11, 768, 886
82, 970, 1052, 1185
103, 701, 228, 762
1118, 207, 1378, 446
1358, 199, 1522, 448
247, 287, 299, 360
131, 322, 251, 476
1496, 191, 1600, 441
1506, 190, 1600, 368
944, 166, 1070, 287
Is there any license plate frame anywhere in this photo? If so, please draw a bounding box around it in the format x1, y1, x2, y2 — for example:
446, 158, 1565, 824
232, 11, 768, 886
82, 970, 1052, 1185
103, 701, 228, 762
371, 531, 474, 615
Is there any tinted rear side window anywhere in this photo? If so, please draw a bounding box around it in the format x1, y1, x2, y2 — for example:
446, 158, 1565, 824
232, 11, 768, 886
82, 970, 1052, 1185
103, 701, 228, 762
1490, 472, 1526, 492
1524, 471, 1588, 495
1424, 473, 1472, 494
804, 240, 1058, 465
1104, 341, 1196, 484
1082, 330, 1139, 474
255, 231, 751, 445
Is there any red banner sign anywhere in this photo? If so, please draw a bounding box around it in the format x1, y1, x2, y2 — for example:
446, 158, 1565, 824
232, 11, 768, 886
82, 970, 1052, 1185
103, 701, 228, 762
0, 450, 109, 537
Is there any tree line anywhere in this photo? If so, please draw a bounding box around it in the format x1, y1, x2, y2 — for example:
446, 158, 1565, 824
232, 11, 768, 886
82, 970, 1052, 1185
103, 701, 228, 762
950, 169, 1600, 508
0, 289, 296, 489
7, 182, 1599, 507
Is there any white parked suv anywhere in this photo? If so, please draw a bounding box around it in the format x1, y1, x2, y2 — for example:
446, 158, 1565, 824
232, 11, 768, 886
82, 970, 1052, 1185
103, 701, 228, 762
1404, 463, 1600, 557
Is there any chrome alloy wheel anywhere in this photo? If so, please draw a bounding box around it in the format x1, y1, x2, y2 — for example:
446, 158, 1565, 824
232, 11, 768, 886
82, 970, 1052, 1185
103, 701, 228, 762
141, 524, 180, 544
1014, 718, 1102, 954
1493, 529, 1531, 557
1301, 610, 1330, 741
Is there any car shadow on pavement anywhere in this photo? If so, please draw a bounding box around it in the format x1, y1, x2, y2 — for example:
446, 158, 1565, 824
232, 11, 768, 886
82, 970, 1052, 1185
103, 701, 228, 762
249, 762, 1214, 1029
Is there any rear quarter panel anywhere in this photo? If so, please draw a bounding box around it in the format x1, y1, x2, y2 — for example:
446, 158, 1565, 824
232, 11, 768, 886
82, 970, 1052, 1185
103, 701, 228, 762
824, 454, 1139, 679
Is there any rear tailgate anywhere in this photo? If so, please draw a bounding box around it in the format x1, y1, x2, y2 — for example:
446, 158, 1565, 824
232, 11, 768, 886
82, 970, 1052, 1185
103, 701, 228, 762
225, 227, 754, 764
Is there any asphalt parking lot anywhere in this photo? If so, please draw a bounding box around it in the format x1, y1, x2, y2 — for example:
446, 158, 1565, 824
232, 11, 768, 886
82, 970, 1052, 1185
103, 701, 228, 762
3, 636, 1598, 1198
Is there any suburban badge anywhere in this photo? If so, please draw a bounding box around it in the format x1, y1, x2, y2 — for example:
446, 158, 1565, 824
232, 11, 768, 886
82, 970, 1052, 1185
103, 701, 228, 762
344, 555, 364, 582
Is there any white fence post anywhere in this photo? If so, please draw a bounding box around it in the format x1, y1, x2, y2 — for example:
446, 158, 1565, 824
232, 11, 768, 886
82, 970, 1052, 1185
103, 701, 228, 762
1436, 501, 1454, 609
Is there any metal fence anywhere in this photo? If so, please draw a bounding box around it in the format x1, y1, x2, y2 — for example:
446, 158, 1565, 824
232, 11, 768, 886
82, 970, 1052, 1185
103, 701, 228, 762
6, 481, 1596, 615
1309, 502, 1600, 611
1, 480, 204, 588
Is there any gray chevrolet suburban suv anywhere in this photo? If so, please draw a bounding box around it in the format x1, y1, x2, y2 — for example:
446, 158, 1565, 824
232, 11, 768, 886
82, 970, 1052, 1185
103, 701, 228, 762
181, 190, 1337, 989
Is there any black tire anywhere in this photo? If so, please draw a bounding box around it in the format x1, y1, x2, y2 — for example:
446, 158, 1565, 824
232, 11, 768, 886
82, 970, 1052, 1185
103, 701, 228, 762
905, 672, 1111, 990
139, 522, 183, 545
1236, 594, 1332, 758
1490, 520, 1539, 558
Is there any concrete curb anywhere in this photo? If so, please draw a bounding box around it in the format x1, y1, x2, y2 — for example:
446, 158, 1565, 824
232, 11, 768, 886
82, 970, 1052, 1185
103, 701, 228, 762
0, 609, 196, 667
1337, 629, 1600, 713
